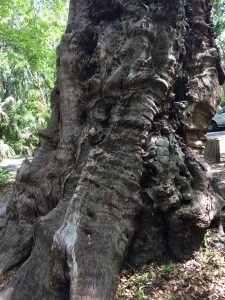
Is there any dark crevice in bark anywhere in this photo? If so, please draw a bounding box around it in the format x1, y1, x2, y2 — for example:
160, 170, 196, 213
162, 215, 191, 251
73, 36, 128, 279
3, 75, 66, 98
125, 195, 167, 266
89, 4, 122, 24
89, 5, 121, 24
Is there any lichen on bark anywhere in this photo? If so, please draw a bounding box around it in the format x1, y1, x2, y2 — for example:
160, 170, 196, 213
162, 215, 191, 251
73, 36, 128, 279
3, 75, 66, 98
0, 0, 225, 299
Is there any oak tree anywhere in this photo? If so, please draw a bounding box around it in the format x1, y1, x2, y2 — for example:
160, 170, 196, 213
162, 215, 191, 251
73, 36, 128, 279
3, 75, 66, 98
0, 0, 225, 299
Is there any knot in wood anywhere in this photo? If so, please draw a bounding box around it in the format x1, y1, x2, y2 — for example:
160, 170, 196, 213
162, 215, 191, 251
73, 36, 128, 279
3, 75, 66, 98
88, 127, 97, 137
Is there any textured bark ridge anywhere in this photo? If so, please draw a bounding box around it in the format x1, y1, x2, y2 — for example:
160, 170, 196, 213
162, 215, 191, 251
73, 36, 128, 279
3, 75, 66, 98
1, 0, 225, 299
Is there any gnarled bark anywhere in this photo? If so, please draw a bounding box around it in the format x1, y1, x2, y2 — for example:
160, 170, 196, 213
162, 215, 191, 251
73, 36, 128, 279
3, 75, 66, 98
0, 0, 225, 299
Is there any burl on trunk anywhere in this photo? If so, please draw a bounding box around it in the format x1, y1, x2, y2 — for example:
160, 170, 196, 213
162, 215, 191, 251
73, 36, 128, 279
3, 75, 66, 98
0, 0, 225, 299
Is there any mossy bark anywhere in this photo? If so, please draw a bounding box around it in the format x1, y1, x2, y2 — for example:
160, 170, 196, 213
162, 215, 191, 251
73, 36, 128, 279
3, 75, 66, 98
0, 0, 225, 299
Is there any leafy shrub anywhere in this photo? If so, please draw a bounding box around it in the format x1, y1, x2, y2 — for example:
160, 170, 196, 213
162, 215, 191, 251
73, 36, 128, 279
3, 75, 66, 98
160, 262, 176, 280
0, 0, 68, 156
0, 96, 50, 156
129, 266, 153, 289
0, 139, 15, 159
134, 288, 145, 300
0, 167, 9, 185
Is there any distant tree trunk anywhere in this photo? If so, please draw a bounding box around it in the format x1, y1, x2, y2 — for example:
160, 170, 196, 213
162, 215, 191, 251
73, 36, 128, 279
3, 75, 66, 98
0, 0, 225, 299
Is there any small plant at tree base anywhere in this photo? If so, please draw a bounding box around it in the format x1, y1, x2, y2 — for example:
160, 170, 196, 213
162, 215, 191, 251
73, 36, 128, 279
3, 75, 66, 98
160, 262, 176, 280
130, 266, 152, 287
203, 229, 211, 248
0, 167, 9, 185
134, 287, 145, 300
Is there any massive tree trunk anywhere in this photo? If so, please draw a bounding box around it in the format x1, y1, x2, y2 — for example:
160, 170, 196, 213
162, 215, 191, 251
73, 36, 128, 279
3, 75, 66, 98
0, 0, 225, 299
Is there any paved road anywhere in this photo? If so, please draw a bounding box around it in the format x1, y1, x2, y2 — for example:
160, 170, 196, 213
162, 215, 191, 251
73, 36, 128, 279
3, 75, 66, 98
0, 157, 32, 175
207, 129, 225, 154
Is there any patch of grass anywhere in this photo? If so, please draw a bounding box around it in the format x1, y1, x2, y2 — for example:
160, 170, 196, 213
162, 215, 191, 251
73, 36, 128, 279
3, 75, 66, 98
118, 241, 225, 299
134, 287, 145, 300
160, 262, 176, 280
130, 266, 152, 287
0, 167, 9, 185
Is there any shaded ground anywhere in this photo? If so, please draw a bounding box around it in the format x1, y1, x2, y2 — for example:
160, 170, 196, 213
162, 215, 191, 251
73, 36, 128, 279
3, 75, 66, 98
117, 246, 225, 299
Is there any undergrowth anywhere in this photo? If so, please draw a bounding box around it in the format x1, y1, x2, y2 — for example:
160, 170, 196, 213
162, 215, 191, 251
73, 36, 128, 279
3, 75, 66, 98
0, 167, 9, 185
117, 231, 225, 300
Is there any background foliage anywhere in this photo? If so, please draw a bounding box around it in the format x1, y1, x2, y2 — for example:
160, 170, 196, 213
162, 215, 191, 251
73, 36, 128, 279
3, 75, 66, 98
0, 0, 68, 157
212, 0, 225, 60
212, 0, 225, 104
